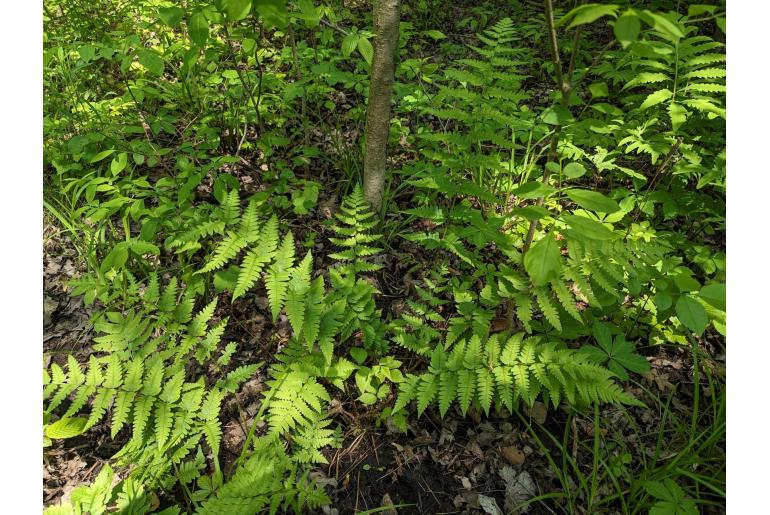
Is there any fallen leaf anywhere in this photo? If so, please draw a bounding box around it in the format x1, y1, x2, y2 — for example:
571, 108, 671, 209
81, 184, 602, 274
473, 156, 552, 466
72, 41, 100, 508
500, 445, 526, 465
466, 441, 484, 460
500, 466, 536, 513
478, 494, 503, 515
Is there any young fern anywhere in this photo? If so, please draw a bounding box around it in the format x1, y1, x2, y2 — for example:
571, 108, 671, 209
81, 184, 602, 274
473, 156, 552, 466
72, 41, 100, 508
329, 183, 383, 274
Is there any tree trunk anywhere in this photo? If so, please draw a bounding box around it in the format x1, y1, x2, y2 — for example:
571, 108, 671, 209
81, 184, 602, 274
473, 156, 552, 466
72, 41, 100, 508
363, 0, 401, 211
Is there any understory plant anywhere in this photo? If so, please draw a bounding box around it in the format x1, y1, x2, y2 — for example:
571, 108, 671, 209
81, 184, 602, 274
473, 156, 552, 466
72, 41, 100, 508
43, 0, 725, 513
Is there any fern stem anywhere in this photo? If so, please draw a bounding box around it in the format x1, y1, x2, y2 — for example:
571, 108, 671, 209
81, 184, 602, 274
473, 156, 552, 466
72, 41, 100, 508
522, 0, 570, 254
689, 335, 700, 440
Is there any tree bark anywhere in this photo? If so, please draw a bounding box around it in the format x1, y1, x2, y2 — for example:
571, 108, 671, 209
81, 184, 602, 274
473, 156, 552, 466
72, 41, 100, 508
363, 0, 401, 211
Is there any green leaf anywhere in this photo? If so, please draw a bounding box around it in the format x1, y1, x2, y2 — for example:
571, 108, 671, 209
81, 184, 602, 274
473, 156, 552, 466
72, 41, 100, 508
47, 417, 88, 439
588, 82, 608, 98
255, 0, 288, 29
342, 33, 358, 57
640, 88, 673, 110
512, 181, 556, 200
562, 215, 617, 240
524, 233, 561, 287
565, 189, 620, 213
688, 5, 716, 16
675, 296, 709, 335
189, 12, 209, 47
699, 283, 726, 311
158, 7, 185, 27
296, 0, 320, 27
639, 10, 684, 41
423, 30, 446, 40
592, 321, 613, 350
564, 162, 587, 179
540, 105, 574, 125
90, 149, 115, 164
357, 37, 374, 65
110, 152, 128, 176
137, 50, 164, 76
614, 12, 640, 48
214, 265, 240, 293
222, 0, 252, 21
350, 347, 367, 364
559, 4, 619, 29
513, 206, 549, 221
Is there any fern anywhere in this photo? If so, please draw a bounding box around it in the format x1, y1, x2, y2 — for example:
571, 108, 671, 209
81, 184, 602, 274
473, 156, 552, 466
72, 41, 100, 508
396, 333, 641, 419
44, 278, 254, 489
265, 232, 296, 321
329, 183, 383, 274
196, 437, 328, 515
284, 251, 312, 335
391, 264, 450, 356
266, 369, 330, 435
197, 231, 247, 274
232, 214, 279, 300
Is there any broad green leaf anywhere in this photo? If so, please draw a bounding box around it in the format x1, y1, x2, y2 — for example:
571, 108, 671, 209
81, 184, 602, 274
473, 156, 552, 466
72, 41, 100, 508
559, 4, 619, 29
47, 417, 88, 439
357, 37, 374, 65
564, 162, 587, 178
592, 321, 613, 350
256, 0, 288, 29
640, 88, 673, 110
158, 7, 185, 27
655, 291, 672, 311
189, 13, 209, 47
639, 10, 684, 40
524, 233, 561, 286
90, 149, 115, 163
688, 5, 716, 16
562, 215, 617, 240
699, 283, 726, 311
513, 206, 549, 221
614, 12, 640, 48
540, 105, 574, 125
110, 152, 128, 176
512, 181, 556, 200
137, 50, 164, 76
222, 0, 252, 21
342, 33, 358, 57
296, 0, 320, 26
588, 82, 608, 98
675, 296, 708, 335
565, 189, 620, 213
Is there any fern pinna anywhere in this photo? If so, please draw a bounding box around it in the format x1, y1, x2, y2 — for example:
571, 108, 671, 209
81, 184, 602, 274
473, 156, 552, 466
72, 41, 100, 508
395, 333, 641, 419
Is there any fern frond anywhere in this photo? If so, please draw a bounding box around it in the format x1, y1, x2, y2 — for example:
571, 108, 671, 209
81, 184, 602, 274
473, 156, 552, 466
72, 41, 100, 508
398, 334, 641, 418
284, 251, 313, 337
232, 215, 280, 300
265, 232, 296, 321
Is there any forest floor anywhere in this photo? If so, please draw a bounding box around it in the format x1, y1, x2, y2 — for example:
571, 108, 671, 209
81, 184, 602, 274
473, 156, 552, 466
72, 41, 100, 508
43, 217, 722, 514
